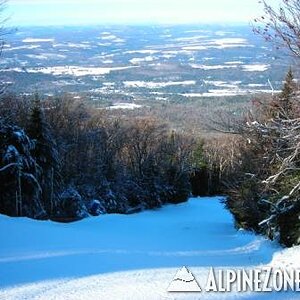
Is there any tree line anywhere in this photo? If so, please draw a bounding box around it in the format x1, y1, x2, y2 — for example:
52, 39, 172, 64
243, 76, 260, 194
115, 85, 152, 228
219, 69, 300, 247
0, 94, 213, 221
207, 0, 300, 247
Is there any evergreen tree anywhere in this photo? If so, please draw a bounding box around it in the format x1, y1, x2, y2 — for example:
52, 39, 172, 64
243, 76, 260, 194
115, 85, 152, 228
190, 140, 210, 196
279, 68, 295, 118
27, 94, 61, 216
0, 121, 46, 218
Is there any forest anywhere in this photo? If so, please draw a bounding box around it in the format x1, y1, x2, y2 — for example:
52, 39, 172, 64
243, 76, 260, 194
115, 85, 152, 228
0, 94, 202, 220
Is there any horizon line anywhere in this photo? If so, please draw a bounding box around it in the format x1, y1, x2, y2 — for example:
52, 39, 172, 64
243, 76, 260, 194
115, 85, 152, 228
7, 21, 252, 29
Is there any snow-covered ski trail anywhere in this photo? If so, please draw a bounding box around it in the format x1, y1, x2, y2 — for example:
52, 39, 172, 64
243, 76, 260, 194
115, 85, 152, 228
0, 197, 299, 299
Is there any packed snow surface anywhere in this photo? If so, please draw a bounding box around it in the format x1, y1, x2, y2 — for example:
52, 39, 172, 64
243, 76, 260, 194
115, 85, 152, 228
0, 197, 299, 300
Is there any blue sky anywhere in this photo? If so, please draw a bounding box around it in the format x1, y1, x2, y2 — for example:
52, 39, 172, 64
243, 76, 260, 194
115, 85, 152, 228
6, 0, 281, 26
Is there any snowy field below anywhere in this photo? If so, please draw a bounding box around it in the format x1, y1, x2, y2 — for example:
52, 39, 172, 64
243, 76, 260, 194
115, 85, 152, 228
0, 197, 299, 300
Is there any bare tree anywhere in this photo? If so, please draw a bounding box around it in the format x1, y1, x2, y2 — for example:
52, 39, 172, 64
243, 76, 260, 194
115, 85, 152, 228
0, 0, 15, 95
0, 1, 9, 40
254, 0, 300, 58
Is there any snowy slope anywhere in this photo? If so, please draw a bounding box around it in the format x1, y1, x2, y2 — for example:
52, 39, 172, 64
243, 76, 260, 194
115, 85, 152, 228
0, 197, 299, 300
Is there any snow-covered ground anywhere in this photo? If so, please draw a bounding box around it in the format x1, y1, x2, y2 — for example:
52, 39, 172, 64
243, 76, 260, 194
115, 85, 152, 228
107, 103, 143, 110
0, 197, 299, 300
123, 80, 196, 88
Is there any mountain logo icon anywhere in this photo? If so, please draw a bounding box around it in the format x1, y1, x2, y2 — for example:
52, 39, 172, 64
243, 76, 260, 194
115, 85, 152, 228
167, 266, 201, 292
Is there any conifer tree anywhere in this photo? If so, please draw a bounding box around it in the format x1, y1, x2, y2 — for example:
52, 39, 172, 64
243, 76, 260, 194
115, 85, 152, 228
27, 94, 61, 216
279, 68, 296, 118
267, 68, 296, 120
0, 121, 45, 218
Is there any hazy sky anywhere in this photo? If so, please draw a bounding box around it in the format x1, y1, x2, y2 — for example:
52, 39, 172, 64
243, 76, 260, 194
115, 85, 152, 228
6, 0, 281, 26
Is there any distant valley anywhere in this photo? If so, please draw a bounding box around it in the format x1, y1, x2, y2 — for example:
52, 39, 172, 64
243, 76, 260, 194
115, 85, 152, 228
0, 24, 290, 110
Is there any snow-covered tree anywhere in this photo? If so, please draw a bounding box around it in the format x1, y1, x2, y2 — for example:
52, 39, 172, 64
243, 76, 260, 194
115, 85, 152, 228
225, 83, 300, 246
27, 95, 61, 216
0, 121, 46, 218
55, 187, 88, 221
